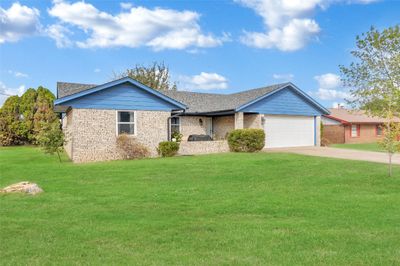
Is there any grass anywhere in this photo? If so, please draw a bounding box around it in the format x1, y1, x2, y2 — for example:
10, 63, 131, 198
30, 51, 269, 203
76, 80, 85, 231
1, 146, 399, 265
331, 142, 384, 152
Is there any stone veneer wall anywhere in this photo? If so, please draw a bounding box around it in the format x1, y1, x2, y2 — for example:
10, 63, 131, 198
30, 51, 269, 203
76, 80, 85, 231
213, 116, 234, 140
63, 109, 73, 158
315, 116, 321, 147
180, 116, 208, 140
234, 112, 244, 129
244, 114, 262, 129
179, 140, 229, 155
66, 108, 170, 163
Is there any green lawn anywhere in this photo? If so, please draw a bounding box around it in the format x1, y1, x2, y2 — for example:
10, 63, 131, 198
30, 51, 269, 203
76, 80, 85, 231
1, 147, 399, 265
331, 142, 384, 152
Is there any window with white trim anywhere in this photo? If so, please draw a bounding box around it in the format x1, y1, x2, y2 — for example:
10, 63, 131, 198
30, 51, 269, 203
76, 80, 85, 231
351, 124, 359, 137
376, 125, 383, 136
170, 117, 180, 135
117, 111, 135, 135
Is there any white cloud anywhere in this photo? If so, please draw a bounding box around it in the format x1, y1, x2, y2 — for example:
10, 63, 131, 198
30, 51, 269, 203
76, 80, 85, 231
0, 82, 26, 106
8, 70, 28, 78
237, 0, 323, 51
46, 24, 73, 48
120, 2, 133, 9
179, 72, 228, 90
94, 68, 101, 73
314, 73, 350, 100
241, 18, 320, 51
314, 73, 341, 90
48, 1, 226, 50
316, 88, 349, 100
273, 73, 294, 81
351, 0, 379, 3
0, 3, 41, 43
236, 0, 375, 51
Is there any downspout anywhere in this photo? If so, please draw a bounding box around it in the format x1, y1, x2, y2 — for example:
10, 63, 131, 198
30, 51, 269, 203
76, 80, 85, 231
167, 110, 185, 141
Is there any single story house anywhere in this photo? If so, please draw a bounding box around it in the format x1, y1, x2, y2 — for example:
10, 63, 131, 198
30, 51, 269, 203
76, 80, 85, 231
54, 77, 329, 163
321, 108, 400, 144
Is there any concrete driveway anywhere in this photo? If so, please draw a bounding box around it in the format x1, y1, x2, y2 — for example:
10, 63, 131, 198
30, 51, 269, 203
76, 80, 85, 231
265, 146, 400, 165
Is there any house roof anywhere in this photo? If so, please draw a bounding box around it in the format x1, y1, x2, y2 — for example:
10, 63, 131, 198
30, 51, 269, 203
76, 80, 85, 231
57, 82, 97, 98
55, 78, 329, 115
326, 108, 400, 123
162, 84, 286, 113
54, 77, 187, 110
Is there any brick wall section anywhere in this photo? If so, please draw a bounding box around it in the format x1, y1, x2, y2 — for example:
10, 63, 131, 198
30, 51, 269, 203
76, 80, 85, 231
234, 112, 244, 129
180, 116, 208, 140
315, 116, 321, 147
179, 140, 229, 155
62, 109, 73, 158
244, 114, 262, 129
344, 124, 382, 144
65, 109, 170, 163
211, 114, 263, 140
213, 116, 234, 140
322, 125, 345, 144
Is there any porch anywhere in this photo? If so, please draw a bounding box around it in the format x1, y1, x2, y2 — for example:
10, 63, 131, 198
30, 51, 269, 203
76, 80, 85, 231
175, 112, 262, 155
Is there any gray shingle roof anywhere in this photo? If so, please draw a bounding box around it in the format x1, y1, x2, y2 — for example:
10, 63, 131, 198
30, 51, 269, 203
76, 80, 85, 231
56, 81, 288, 113
57, 82, 97, 98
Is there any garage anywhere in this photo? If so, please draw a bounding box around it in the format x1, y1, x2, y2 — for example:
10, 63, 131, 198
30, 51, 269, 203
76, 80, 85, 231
264, 115, 315, 148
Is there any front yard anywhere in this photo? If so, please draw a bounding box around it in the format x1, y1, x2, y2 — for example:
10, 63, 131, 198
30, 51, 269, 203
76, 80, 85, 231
1, 147, 399, 265
330, 142, 383, 152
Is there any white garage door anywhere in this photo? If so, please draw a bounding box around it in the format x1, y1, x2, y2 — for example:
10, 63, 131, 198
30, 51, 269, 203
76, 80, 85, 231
264, 115, 315, 148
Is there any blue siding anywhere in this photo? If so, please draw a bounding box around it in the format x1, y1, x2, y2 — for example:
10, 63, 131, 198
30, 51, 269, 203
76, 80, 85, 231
241, 87, 323, 116
61, 83, 179, 111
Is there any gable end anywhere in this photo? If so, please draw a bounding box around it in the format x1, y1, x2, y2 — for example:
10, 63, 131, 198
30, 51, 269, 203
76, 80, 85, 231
238, 85, 328, 116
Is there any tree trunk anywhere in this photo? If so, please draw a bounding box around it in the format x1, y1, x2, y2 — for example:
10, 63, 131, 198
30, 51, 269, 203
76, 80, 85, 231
389, 153, 392, 177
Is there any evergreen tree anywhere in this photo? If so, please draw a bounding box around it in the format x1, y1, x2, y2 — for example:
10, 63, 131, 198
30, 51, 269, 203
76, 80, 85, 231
33, 86, 57, 143
0, 96, 22, 145
19, 88, 38, 142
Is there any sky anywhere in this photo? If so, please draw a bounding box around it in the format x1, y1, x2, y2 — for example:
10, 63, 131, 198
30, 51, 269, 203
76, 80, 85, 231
0, 0, 399, 108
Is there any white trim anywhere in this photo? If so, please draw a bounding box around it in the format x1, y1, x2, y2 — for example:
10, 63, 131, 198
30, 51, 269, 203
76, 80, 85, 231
351, 124, 358, 137
170, 116, 181, 134
115, 110, 137, 136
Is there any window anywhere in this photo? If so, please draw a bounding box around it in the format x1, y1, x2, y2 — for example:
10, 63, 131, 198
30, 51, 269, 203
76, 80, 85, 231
351, 124, 359, 137
376, 125, 383, 136
117, 111, 135, 135
170, 117, 180, 135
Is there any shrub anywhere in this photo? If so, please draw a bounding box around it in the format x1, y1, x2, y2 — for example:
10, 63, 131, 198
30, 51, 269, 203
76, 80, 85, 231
171, 131, 183, 143
157, 141, 180, 157
227, 128, 265, 152
37, 121, 65, 162
116, 134, 150, 159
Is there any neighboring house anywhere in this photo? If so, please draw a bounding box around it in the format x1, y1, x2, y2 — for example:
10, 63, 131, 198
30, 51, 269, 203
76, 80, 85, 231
54, 77, 329, 163
322, 108, 400, 144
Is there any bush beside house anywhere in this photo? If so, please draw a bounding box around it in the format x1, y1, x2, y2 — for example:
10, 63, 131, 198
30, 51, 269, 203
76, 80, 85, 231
116, 134, 150, 159
228, 129, 265, 152
157, 141, 180, 157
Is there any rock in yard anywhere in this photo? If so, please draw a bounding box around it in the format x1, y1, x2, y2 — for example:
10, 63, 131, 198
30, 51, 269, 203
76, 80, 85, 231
0, 181, 43, 195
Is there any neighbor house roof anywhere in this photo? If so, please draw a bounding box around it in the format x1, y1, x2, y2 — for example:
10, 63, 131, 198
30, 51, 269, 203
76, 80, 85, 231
55, 78, 329, 115
325, 108, 400, 124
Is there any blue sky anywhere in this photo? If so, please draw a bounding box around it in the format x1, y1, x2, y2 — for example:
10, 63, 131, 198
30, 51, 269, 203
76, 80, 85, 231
0, 0, 398, 107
